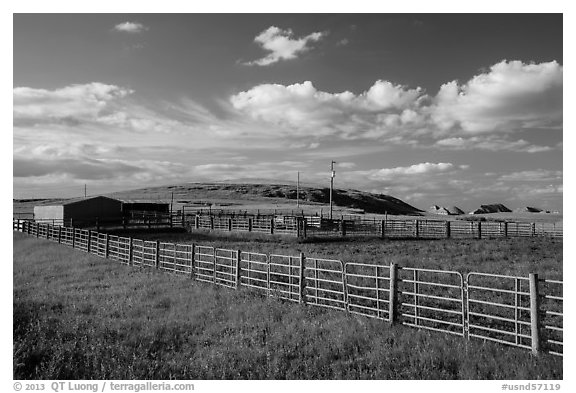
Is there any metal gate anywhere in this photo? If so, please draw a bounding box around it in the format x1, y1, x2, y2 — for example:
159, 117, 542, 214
466, 273, 533, 350
304, 258, 346, 310
399, 267, 465, 337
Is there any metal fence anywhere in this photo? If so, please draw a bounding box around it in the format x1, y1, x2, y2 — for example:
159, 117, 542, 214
159, 243, 192, 275
399, 267, 465, 337
108, 235, 131, 265
344, 263, 391, 320
13, 219, 562, 357
240, 251, 269, 292
181, 213, 563, 240
466, 273, 533, 350
304, 257, 346, 311
269, 254, 302, 302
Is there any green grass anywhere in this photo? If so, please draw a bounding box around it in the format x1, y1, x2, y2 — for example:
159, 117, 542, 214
13, 232, 562, 379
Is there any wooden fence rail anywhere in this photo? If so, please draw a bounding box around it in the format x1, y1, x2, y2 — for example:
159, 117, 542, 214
13, 219, 562, 357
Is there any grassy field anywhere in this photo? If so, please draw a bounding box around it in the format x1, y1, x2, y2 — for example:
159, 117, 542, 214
108, 228, 563, 279
13, 232, 562, 379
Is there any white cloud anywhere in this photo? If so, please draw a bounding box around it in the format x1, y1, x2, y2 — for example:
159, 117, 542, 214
498, 169, 562, 182
245, 26, 326, 66
435, 136, 554, 153
337, 162, 356, 169
230, 60, 562, 150
230, 80, 424, 138
14, 83, 132, 126
114, 22, 148, 33
369, 162, 455, 180
431, 60, 562, 134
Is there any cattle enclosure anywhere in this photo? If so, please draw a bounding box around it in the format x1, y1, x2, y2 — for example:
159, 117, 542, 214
18, 209, 563, 241
13, 219, 563, 358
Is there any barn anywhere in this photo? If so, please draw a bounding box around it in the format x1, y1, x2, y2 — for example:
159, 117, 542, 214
34, 196, 123, 225
120, 200, 170, 216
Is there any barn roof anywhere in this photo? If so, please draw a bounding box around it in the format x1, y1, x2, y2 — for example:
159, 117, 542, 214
35, 195, 121, 207
116, 199, 170, 205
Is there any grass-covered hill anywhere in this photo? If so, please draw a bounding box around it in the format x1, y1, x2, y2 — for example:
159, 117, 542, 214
108, 183, 424, 216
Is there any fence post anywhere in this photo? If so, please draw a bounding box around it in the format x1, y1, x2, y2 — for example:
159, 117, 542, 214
297, 218, 301, 238
87, 231, 92, 253
529, 273, 541, 356
213, 248, 217, 283
414, 270, 419, 327
190, 243, 196, 280
128, 237, 133, 266
446, 221, 451, 239
58, 226, 62, 243
248, 218, 253, 232
236, 249, 242, 288
195, 215, 199, 229
299, 252, 306, 304
532, 222, 536, 237
104, 234, 110, 258
375, 265, 381, 318
266, 254, 271, 296
46, 224, 50, 240
210, 216, 214, 230
155, 241, 160, 269
72, 228, 76, 248
504, 221, 509, 238
478, 221, 482, 239
270, 218, 274, 234
389, 263, 398, 324
341, 220, 346, 237
122, 217, 127, 229
414, 220, 419, 239
228, 218, 233, 232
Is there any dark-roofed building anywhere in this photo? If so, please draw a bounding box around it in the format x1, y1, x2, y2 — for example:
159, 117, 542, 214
119, 200, 170, 216
34, 196, 123, 225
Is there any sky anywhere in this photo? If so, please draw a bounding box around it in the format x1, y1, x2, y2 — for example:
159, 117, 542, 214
12, 13, 563, 212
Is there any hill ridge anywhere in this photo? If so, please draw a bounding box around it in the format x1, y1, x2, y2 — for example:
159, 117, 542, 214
108, 182, 424, 216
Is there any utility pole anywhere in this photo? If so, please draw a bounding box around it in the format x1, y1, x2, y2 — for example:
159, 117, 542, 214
330, 161, 336, 219
84, 184, 87, 198
170, 192, 174, 216
297, 171, 300, 208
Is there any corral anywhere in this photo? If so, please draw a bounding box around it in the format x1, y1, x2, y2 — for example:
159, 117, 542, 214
13, 219, 563, 358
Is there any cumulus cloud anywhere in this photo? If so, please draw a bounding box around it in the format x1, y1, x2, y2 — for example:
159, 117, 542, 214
231, 80, 424, 138
13, 83, 133, 126
114, 22, 148, 33
245, 26, 326, 66
369, 162, 455, 180
230, 60, 562, 149
431, 60, 562, 133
